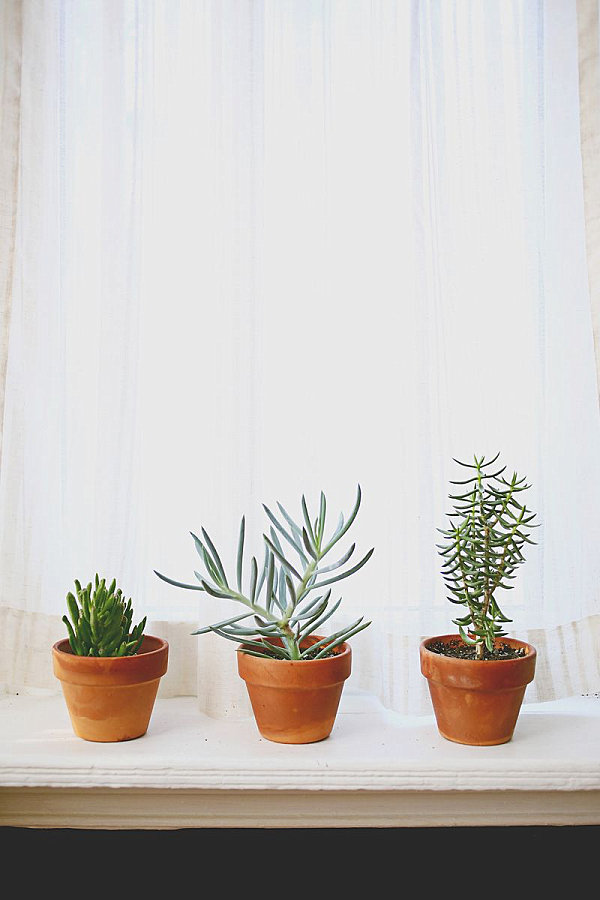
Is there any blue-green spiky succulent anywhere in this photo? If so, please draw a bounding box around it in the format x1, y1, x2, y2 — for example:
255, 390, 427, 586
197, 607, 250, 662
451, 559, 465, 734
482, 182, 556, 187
63, 575, 146, 657
155, 486, 373, 661
437, 453, 538, 658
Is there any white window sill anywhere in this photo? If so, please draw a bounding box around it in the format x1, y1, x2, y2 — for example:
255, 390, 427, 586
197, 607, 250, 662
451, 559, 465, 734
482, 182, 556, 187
1, 691, 599, 828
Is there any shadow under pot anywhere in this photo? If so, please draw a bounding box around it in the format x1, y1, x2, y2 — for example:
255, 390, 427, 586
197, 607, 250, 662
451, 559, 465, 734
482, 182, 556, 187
52, 635, 169, 742
237, 634, 352, 744
420, 634, 536, 746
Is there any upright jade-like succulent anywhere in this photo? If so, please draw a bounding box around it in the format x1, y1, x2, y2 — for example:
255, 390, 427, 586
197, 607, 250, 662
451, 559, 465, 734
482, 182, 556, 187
63, 575, 147, 657
155, 486, 373, 660
437, 454, 538, 659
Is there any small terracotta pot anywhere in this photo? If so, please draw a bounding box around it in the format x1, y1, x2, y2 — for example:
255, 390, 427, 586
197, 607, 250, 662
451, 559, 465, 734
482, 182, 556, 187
237, 635, 352, 744
420, 634, 536, 746
52, 635, 169, 742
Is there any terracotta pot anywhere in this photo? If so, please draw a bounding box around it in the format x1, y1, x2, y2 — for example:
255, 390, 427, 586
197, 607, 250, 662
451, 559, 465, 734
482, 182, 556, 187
52, 635, 169, 742
420, 634, 536, 746
237, 635, 352, 744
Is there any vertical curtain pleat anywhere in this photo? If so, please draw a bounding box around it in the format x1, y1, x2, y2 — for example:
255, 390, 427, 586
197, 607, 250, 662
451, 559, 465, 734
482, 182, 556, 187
0, 0, 22, 470
577, 0, 600, 399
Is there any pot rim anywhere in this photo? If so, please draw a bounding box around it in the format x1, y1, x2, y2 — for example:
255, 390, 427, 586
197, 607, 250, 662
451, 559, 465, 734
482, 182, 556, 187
52, 634, 168, 661
420, 633, 536, 662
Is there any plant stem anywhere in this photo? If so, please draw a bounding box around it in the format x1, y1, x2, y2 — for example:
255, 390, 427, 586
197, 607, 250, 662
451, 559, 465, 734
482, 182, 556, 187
295, 559, 317, 603
281, 624, 301, 660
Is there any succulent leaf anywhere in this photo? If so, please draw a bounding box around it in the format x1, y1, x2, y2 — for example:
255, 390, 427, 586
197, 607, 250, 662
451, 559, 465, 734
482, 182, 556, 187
155, 487, 372, 660
63, 577, 146, 657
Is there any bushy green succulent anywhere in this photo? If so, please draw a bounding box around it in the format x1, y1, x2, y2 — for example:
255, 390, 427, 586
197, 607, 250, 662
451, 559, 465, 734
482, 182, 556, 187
437, 453, 538, 658
155, 486, 373, 660
63, 575, 147, 657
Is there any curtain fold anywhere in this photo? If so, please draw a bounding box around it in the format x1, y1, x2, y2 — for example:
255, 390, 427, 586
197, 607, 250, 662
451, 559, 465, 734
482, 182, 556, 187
578, 0, 600, 399
1, 1, 599, 715
0, 0, 22, 471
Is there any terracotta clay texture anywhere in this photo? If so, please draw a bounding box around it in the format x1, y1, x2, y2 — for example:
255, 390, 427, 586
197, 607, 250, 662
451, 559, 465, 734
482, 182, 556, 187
237, 635, 352, 744
52, 635, 168, 742
420, 634, 536, 746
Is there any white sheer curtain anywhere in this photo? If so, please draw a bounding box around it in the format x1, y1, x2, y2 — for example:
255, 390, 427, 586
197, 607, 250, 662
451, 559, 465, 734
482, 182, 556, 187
1, 0, 599, 714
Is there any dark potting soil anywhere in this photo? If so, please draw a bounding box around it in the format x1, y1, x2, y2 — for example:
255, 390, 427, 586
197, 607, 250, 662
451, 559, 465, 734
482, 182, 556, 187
299, 648, 337, 660
240, 645, 339, 661
266, 647, 339, 660
427, 639, 525, 661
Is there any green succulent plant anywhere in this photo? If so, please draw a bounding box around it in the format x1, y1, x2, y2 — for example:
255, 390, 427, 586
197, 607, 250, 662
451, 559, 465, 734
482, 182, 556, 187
63, 575, 147, 657
437, 453, 538, 659
155, 486, 374, 661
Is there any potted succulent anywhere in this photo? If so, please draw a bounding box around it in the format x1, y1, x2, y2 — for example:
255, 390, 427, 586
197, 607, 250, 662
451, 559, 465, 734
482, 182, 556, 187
420, 454, 537, 746
420, 453, 538, 745
155, 486, 373, 743
52, 576, 168, 742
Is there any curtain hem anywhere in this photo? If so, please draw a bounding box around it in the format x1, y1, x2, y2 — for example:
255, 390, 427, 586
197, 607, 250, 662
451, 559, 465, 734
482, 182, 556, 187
2, 606, 597, 715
